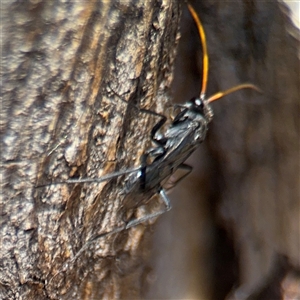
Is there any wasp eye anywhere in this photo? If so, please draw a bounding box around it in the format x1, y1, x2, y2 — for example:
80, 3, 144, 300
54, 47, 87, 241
189, 97, 204, 112
194, 98, 204, 108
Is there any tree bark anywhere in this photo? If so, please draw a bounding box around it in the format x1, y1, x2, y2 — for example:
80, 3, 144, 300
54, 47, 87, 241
1, 1, 181, 299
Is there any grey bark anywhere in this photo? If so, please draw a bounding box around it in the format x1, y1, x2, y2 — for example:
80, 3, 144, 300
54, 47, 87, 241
1, 1, 180, 299
2, 0, 299, 299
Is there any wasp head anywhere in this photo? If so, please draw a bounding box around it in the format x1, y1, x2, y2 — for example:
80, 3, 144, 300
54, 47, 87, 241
188, 97, 213, 123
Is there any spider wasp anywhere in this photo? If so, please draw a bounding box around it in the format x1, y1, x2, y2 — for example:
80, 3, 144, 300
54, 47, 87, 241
46, 4, 260, 277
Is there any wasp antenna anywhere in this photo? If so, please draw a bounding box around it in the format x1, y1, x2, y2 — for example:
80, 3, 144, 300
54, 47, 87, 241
187, 4, 208, 99
207, 83, 262, 103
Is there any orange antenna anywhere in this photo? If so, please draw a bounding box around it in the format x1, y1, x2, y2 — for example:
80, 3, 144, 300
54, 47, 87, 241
187, 4, 261, 103
207, 84, 261, 103
187, 4, 208, 100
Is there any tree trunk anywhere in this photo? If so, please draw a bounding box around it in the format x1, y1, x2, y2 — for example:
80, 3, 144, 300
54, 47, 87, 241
1, 1, 180, 299
2, 0, 299, 299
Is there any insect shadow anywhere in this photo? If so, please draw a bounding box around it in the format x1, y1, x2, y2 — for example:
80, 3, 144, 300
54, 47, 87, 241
45, 3, 261, 283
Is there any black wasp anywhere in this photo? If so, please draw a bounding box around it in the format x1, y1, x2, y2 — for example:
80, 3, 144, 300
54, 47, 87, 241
121, 4, 260, 228
62, 4, 259, 230
47, 4, 260, 280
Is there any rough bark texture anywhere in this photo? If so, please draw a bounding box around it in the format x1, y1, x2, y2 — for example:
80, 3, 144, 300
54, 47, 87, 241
1, 1, 180, 299
146, 1, 300, 299
2, 0, 299, 299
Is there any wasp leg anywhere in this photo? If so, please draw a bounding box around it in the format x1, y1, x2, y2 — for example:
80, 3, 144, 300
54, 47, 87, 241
125, 189, 171, 229
165, 163, 193, 191
172, 107, 189, 124
35, 166, 142, 188
108, 84, 167, 146
49, 190, 171, 283
48, 224, 127, 284
147, 112, 167, 146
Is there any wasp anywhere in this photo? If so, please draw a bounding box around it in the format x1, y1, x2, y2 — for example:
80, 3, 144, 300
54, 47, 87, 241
107, 4, 260, 229
47, 4, 260, 275
50, 4, 259, 230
